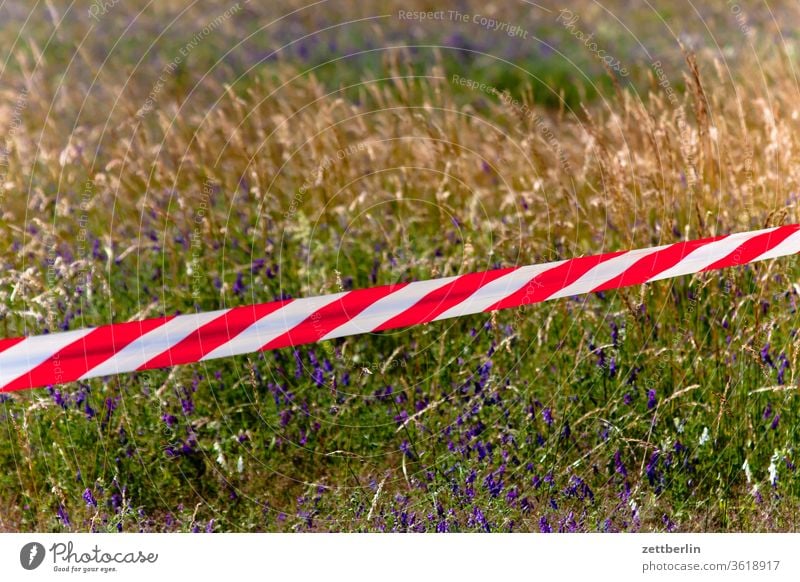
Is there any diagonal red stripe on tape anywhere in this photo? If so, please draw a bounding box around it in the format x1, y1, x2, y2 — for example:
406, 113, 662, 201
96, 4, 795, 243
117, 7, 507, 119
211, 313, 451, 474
701, 225, 800, 273
262, 283, 409, 350
591, 236, 728, 292
1, 316, 175, 392
375, 268, 517, 331
485, 251, 626, 311
0, 337, 25, 354
138, 301, 291, 370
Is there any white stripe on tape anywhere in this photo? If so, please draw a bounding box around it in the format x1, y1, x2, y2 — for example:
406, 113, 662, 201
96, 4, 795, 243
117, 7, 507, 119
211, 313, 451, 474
322, 277, 460, 340
433, 262, 567, 321
201, 293, 349, 360
81, 310, 227, 379
0, 328, 96, 387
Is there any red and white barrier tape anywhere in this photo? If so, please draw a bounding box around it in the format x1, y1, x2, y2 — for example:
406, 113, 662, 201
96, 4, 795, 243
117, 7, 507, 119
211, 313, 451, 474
2, 224, 800, 393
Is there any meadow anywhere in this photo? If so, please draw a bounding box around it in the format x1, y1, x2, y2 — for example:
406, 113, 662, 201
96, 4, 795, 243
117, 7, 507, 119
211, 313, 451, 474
1, 0, 800, 532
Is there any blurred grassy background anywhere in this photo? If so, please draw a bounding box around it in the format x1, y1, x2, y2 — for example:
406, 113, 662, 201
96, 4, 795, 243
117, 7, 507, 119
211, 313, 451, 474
1, 0, 800, 532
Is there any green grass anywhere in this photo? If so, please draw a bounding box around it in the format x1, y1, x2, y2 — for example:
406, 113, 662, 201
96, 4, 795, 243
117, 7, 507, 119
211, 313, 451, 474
1, 0, 800, 533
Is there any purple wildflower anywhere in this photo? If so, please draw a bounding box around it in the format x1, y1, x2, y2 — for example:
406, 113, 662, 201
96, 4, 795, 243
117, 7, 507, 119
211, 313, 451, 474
232, 271, 246, 296
250, 259, 265, 274
506, 487, 519, 505
761, 344, 775, 368
50, 388, 68, 409
57, 505, 70, 526
483, 469, 504, 497
470, 506, 490, 532
82, 488, 97, 507
181, 394, 194, 415
760, 299, 770, 315
564, 475, 594, 501
92, 238, 105, 259
614, 450, 627, 478
645, 451, 660, 487
777, 353, 789, 384
647, 389, 657, 409
293, 350, 303, 378
399, 440, 416, 459
370, 258, 379, 284
591, 342, 606, 369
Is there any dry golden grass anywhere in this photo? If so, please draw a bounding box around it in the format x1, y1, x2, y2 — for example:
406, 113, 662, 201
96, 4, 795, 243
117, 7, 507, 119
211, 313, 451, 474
1, 0, 800, 532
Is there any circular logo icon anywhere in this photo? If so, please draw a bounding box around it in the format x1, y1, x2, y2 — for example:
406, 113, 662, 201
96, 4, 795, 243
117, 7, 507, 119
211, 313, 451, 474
20, 542, 46, 570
